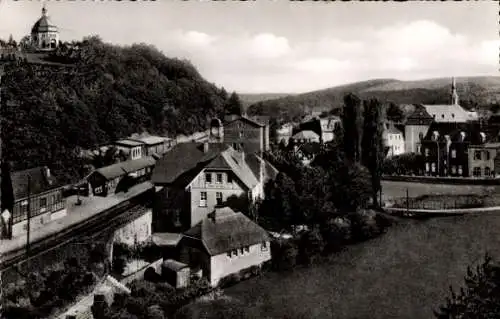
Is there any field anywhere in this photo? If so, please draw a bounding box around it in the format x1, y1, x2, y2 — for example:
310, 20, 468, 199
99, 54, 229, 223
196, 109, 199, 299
223, 181, 500, 319
225, 212, 500, 319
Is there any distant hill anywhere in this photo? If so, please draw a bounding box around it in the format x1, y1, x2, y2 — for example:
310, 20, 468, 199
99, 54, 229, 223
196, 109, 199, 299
247, 76, 500, 122
239, 93, 294, 107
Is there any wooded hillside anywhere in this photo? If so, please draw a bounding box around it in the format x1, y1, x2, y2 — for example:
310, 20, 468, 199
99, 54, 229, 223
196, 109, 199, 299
1, 36, 234, 183
247, 77, 500, 122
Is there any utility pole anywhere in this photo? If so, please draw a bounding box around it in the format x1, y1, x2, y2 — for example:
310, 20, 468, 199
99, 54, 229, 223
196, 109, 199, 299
26, 175, 31, 268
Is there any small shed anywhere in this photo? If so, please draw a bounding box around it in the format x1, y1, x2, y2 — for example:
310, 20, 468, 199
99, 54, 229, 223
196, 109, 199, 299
162, 259, 190, 288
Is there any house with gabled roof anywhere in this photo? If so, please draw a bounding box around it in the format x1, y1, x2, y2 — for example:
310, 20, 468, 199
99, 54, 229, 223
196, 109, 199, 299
151, 142, 278, 233
86, 156, 156, 197
2, 166, 66, 238
208, 115, 271, 154
179, 206, 271, 287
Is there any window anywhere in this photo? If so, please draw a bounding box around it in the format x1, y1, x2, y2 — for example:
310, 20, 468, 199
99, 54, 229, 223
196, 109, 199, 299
227, 174, 232, 184
451, 166, 457, 174
261, 242, 268, 252
441, 114, 445, 119
425, 148, 430, 157
451, 150, 456, 159
233, 249, 238, 256
486, 151, 490, 160
458, 165, 463, 175
227, 252, 232, 258
200, 192, 207, 207
431, 163, 436, 173
244, 246, 250, 253
473, 167, 481, 177
205, 173, 212, 183
216, 192, 223, 205
240, 248, 244, 255
485, 167, 491, 176
40, 197, 47, 208
95, 186, 102, 194
452, 113, 455, 118
425, 163, 430, 172
474, 151, 482, 160
216, 173, 223, 184
239, 131, 244, 138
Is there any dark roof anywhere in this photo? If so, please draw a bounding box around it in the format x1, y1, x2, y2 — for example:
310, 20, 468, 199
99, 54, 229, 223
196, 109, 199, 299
184, 207, 270, 256
297, 143, 322, 156
152, 143, 230, 185
31, 9, 57, 33
224, 116, 268, 127
95, 156, 156, 180
11, 166, 61, 200
422, 122, 485, 144
405, 105, 434, 125
245, 153, 279, 182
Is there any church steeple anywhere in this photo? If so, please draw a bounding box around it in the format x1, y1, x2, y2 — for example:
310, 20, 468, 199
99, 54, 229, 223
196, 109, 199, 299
451, 77, 459, 105
42, 6, 47, 17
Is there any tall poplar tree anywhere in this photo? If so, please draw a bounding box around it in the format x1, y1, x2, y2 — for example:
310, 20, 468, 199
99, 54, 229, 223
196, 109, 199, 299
341, 93, 363, 163
361, 99, 386, 207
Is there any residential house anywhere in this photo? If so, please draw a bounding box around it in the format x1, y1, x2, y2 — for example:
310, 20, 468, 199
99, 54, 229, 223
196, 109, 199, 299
467, 142, 500, 178
383, 124, 405, 157
87, 157, 156, 197
404, 105, 434, 154
275, 123, 295, 146
219, 115, 271, 154
319, 116, 341, 143
291, 130, 320, 144
179, 206, 271, 287
151, 142, 278, 233
114, 139, 144, 161
6, 166, 66, 238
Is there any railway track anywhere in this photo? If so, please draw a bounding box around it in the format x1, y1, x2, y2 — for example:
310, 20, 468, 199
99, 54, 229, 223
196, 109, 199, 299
0, 190, 152, 272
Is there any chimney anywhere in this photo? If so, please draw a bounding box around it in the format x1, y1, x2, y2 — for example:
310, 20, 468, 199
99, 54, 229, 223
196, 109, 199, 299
44, 167, 51, 178
203, 142, 209, 153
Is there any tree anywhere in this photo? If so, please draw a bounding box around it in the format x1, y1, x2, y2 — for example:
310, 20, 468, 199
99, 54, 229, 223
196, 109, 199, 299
361, 99, 386, 207
342, 93, 363, 163
434, 254, 500, 318
89, 146, 127, 169
261, 172, 300, 231
225, 92, 243, 116
386, 102, 404, 122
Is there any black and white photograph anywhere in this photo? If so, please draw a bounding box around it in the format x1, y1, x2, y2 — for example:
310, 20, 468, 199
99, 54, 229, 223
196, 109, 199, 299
0, 0, 499, 318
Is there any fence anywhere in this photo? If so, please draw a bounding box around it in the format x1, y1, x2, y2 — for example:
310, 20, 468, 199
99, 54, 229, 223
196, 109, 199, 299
390, 194, 485, 210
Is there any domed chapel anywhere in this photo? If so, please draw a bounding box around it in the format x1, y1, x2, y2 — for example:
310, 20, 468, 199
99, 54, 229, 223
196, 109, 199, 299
30, 5, 59, 51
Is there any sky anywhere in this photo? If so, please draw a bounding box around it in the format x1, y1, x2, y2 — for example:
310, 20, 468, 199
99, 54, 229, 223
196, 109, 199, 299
0, 0, 498, 93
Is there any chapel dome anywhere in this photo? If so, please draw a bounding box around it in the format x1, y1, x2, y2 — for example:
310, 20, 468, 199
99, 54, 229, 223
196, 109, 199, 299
31, 7, 58, 34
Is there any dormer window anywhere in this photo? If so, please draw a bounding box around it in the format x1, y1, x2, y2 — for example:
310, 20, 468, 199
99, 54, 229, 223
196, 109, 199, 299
451, 114, 455, 118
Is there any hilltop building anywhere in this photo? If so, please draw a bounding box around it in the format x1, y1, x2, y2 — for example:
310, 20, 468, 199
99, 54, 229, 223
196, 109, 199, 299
30, 5, 59, 51
383, 124, 405, 157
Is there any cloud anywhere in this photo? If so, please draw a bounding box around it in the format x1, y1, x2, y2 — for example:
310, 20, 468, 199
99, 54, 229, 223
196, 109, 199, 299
248, 33, 291, 59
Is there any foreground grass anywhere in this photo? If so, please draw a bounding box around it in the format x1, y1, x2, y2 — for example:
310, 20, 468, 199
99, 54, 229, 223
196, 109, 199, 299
225, 212, 500, 319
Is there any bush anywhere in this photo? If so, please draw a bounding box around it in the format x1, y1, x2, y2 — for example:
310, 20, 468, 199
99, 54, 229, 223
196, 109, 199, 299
218, 273, 242, 288
113, 256, 127, 275
298, 229, 324, 265
271, 240, 299, 271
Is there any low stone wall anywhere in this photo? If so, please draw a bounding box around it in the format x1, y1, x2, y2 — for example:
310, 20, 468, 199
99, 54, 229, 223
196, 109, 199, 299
382, 175, 500, 185
384, 205, 500, 218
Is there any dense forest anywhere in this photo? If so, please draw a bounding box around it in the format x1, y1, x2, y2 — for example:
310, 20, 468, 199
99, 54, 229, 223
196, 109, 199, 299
247, 77, 500, 123
1, 36, 238, 183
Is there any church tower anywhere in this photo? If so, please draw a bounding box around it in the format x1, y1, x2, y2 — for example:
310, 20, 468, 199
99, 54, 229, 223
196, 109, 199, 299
31, 5, 59, 51
451, 77, 459, 105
